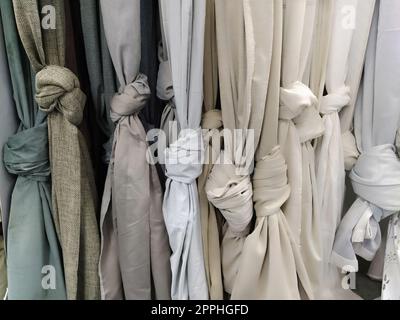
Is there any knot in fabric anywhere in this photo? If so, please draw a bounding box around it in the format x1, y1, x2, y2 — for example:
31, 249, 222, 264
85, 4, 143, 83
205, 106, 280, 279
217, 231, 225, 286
350, 144, 400, 213
35, 65, 86, 126
164, 128, 204, 184
342, 130, 359, 170
110, 73, 150, 123
201, 109, 223, 130
320, 86, 351, 115
3, 123, 50, 181
253, 147, 290, 218
279, 81, 324, 143
205, 155, 253, 236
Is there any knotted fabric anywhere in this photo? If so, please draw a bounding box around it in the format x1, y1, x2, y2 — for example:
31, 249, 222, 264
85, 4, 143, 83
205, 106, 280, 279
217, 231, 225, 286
232, 147, 313, 299
332, 144, 400, 270
13, 0, 100, 299
163, 128, 207, 299
198, 109, 224, 299
99, 0, 171, 300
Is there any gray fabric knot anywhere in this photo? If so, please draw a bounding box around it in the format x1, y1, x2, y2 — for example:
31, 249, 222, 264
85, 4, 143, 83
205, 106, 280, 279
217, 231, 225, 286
253, 147, 290, 218
110, 73, 151, 123
201, 109, 223, 130
164, 128, 204, 184
35, 65, 86, 126
279, 81, 324, 142
3, 123, 50, 181
320, 86, 351, 115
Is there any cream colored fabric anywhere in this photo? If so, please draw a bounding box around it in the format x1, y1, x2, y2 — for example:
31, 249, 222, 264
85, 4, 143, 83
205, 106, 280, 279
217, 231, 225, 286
315, 0, 375, 299
197, 0, 223, 300
99, 0, 171, 300
160, 0, 208, 300
278, 0, 325, 297
205, 0, 271, 295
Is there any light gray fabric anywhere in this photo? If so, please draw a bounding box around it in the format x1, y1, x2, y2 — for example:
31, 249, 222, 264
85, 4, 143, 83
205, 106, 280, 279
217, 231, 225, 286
99, 0, 171, 300
332, 2, 400, 299
160, 0, 208, 300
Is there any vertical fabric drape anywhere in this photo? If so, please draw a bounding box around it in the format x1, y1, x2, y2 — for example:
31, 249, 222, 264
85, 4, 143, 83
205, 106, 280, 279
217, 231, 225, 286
230, 0, 313, 300
159, 0, 208, 300
1, 0, 66, 299
197, 0, 223, 300
315, 0, 375, 299
13, 0, 100, 300
99, 0, 171, 300
332, 0, 400, 300
277, 0, 325, 297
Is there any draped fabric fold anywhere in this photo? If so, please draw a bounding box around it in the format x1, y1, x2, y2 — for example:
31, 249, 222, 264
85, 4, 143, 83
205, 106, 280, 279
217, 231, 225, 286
1, 0, 66, 299
315, 0, 376, 299
278, 0, 326, 297
99, 0, 171, 300
197, 0, 223, 300
332, 0, 400, 299
160, 0, 208, 300
13, 0, 100, 300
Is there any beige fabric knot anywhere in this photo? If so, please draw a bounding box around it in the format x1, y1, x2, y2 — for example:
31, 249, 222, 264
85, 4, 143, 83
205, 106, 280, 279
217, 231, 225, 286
253, 146, 290, 218
201, 109, 223, 130
205, 156, 253, 236
342, 130, 360, 170
320, 86, 351, 115
279, 81, 324, 143
35, 65, 86, 126
110, 73, 150, 123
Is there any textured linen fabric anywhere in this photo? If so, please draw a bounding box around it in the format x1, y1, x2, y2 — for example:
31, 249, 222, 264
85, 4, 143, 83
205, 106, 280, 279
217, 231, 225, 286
13, 0, 100, 300
197, 0, 223, 300
1, 0, 66, 299
277, 0, 325, 298
332, 0, 400, 299
99, 0, 171, 300
314, 0, 375, 299
159, 0, 208, 300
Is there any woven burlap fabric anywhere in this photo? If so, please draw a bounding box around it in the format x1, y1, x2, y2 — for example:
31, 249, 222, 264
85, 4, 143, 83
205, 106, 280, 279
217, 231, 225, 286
13, 0, 100, 300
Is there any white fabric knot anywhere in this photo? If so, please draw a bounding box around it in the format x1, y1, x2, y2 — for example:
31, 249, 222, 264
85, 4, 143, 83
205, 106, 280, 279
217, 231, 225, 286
320, 86, 350, 115
205, 155, 253, 236
332, 144, 400, 270
164, 128, 204, 184
279, 81, 324, 142
342, 130, 360, 170
110, 73, 150, 123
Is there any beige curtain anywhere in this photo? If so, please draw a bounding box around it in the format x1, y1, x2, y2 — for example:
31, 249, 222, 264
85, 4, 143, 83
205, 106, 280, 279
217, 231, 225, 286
13, 0, 100, 299
197, 0, 223, 300
205, 0, 273, 295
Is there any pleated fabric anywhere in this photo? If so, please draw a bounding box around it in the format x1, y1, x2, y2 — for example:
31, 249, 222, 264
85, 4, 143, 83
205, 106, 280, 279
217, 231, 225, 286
13, 0, 100, 300
1, 0, 66, 299
277, 0, 325, 298
159, 0, 208, 300
314, 0, 375, 299
332, 0, 400, 300
197, 0, 223, 300
99, 0, 171, 300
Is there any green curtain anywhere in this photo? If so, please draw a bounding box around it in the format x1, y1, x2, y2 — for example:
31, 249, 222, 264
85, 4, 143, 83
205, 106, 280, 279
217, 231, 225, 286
0, 0, 66, 300
12, 0, 100, 299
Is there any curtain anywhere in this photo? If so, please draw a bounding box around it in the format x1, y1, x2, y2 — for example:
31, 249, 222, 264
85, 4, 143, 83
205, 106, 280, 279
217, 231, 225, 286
13, 0, 100, 300
277, 0, 325, 298
1, 0, 66, 299
315, 0, 375, 299
159, 0, 208, 300
332, 0, 400, 300
197, 0, 223, 300
0, 9, 19, 298
99, 0, 171, 300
